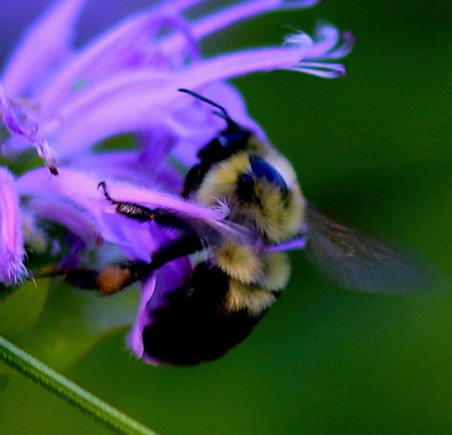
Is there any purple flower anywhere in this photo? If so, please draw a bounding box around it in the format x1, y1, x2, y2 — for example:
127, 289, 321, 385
0, 0, 353, 364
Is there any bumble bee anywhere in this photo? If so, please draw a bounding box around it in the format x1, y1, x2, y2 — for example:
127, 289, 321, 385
64, 89, 421, 365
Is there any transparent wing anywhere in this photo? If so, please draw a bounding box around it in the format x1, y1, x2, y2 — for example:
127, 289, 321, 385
305, 204, 426, 293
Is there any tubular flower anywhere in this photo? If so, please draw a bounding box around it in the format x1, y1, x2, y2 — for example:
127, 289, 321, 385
0, 0, 353, 364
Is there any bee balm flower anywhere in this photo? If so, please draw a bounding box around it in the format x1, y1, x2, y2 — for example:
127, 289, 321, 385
1, 0, 353, 364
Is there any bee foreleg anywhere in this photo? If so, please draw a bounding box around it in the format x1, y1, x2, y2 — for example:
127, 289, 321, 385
98, 181, 191, 231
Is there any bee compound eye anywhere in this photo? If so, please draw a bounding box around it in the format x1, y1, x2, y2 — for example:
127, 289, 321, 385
249, 156, 288, 198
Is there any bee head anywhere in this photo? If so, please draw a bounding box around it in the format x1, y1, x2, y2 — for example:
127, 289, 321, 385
179, 88, 252, 163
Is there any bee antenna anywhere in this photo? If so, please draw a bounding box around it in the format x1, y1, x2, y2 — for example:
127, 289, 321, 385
211, 110, 231, 123
178, 88, 236, 126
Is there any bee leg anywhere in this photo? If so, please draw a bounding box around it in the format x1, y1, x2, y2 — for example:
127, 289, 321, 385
181, 162, 208, 198
64, 234, 202, 295
98, 181, 167, 223
150, 234, 203, 271
98, 181, 195, 232
63, 261, 151, 295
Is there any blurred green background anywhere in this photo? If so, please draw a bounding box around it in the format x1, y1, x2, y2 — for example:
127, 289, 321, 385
0, 0, 451, 434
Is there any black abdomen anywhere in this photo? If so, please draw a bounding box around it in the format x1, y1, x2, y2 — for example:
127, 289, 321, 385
142, 263, 262, 365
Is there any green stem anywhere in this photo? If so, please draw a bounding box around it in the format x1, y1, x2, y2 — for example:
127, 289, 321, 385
0, 335, 157, 435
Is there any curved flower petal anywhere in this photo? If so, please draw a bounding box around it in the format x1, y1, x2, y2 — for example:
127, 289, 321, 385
292, 62, 347, 78
305, 22, 355, 60
0, 85, 59, 171
0, 167, 27, 284
1, 0, 87, 97
28, 198, 102, 247
128, 257, 193, 364
128, 274, 157, 359
285, 24, 355, 77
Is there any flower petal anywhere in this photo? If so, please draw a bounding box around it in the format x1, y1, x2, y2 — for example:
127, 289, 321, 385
128, 257, 193, 364
293, 62, 347, 78
0, 85, 59, 171
0, 167, 27, 285
285, 26, 355, 77
1, 0, 87, 97
128, 274, 157, 360
28, 198, 102, 247
305, 22, 355, 60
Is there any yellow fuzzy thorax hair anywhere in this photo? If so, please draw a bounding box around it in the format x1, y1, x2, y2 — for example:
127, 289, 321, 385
196, 151, 305, 243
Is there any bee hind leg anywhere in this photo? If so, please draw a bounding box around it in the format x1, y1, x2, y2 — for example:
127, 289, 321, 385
63, 234, 203, 296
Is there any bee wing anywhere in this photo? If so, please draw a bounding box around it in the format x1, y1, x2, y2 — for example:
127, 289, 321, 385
304, 204, 425, 293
